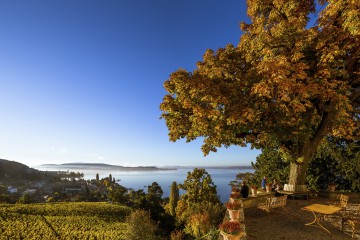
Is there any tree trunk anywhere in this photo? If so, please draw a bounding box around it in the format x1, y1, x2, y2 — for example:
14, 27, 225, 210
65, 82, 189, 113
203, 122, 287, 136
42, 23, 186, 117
284, 162, 309, 192
284, 107, 334, 192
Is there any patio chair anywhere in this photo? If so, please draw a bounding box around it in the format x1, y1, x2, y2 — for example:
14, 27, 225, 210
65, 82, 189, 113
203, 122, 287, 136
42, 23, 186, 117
257, 195, 287, 213
324, 194, 349, 223
331, 194, 349, 214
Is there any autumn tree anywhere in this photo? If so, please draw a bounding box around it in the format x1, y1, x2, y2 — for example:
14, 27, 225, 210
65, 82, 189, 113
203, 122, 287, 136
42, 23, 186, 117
130, 182, 176, 238
160, 0, 359, 191
108, 184, 129, 204
17, 193, 31, 204
145, 182, 165, 220
169, 181, 179, 216
147, 182, 164, 200
179, 168, 219, 205
125, 210, 159, 240
176, 168, 225, 238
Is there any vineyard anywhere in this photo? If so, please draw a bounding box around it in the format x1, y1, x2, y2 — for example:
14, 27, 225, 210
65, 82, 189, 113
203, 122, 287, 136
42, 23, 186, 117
0, 202, 131, 239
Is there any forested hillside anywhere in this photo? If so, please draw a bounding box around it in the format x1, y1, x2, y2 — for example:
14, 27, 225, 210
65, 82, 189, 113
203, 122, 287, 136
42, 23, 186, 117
0, 159, 43, 181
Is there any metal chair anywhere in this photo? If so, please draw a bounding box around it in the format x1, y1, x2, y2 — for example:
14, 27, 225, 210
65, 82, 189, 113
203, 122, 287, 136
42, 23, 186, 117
332, 194, 349, 214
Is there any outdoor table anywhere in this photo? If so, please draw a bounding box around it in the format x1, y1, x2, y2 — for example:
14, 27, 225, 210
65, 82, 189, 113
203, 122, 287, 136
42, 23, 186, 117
301, 204, 341, 234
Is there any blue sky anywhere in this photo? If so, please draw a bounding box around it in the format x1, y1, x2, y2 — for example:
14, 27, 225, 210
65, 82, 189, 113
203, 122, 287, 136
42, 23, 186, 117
0, 0, 261, 167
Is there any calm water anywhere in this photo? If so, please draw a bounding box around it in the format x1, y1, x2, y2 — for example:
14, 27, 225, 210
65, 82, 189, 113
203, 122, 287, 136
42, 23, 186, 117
37, 166, 254, 202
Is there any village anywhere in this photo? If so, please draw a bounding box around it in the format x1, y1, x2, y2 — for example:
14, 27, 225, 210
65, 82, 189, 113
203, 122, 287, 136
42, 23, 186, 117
0, 169, 115, 204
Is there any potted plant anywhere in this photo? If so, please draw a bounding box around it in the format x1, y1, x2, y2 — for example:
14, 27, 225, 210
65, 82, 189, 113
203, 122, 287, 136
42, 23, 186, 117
226, 202, 241, 210
230, 192, 241, 204
219, 220, 243, 240
229, 180, 239, 188
226, 202, 241, 221
231, 187, 240, 194
250, 185, 258, 196
265, 183, 273, 192
328, 183, 336, 192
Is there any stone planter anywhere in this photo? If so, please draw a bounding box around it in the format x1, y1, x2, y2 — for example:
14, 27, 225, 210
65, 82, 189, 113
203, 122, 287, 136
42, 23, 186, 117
228, 209, 241, 221
231, 189, 240, 195
220, 231, 244, 240
265, 185, 271, 192
229, 198, 241, 204
328, 184, 336, 192
251, 188, 257, 196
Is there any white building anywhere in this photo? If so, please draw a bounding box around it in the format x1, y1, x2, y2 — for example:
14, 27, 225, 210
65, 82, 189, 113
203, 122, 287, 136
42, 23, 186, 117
7, 186, 18, 193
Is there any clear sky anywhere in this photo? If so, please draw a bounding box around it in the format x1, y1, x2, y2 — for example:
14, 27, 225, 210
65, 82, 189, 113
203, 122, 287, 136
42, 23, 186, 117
0, 0, 261, 167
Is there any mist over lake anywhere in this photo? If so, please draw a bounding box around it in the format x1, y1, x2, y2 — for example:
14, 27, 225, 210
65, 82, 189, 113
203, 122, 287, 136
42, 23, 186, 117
36, 165, 254, 202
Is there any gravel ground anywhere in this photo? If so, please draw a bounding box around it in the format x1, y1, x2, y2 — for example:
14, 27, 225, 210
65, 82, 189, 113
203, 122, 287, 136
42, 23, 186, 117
243, 197, 358, 240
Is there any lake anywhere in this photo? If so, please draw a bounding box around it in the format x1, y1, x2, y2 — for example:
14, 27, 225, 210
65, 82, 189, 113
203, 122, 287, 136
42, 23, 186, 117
37, 166, 254, 203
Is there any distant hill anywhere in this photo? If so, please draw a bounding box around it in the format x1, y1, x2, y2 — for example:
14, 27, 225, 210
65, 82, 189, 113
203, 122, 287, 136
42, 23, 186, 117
40, 163, 254, 171
175, 165, 254, 170
40, 162, 176, 171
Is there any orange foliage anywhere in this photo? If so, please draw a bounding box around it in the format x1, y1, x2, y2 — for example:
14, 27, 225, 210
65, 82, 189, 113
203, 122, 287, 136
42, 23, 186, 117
160, 0, 359, 168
